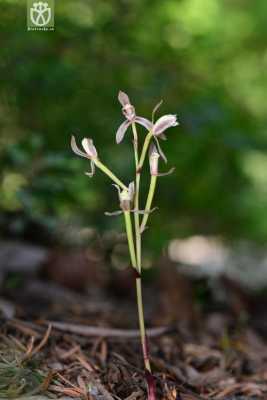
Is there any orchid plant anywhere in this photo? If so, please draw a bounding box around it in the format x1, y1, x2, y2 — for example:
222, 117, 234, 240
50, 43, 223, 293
71, 91, 178, 399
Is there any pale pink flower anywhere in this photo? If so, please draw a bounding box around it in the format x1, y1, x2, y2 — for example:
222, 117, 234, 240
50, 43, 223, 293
116, 91, 153, 144
152, 114, 178, 138
71, 135, 98, 177
150, 103, 179, 163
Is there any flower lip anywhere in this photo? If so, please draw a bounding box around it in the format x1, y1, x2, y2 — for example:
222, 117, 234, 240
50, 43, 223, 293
152, 114, 178, 137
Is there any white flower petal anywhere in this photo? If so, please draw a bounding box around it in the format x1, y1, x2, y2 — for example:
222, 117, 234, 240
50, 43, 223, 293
135, 116, 153, 131
118, 91, 130, 106
84, 161, 95, 178
154, 137, 167, 163
157, 167, 175, 177
81, 138, 98, 158
116, 120, 130, 143
71, 135, 88, 158
105, 210, 123, 216
153, 114, 178, 136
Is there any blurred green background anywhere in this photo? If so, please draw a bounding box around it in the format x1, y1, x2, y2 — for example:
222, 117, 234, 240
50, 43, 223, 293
1, 0, 267, 251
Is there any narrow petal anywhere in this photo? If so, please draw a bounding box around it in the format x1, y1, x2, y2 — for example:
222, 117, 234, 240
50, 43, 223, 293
118, 91, 130, 107
153, 114, 178, 136
154, 137, 167, 163
105, 210, 123, 216
84, 161, 95, 178
112, 184, 121, 198
158, 133, 167, 140
135, 116, 153, 131
152, 99, 163, 122
116, 120, 130, 144
157, 167, 175, 177
71, 135, 88, 158
131, 207, 158, 215
81, 138, 98, 158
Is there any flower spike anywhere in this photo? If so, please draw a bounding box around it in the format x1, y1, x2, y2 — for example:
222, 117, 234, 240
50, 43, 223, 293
71, 92, 179, 392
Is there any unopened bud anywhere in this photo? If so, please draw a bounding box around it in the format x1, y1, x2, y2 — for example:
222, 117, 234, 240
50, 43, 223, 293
119, 182, 135, 211
149, 144, 160, 176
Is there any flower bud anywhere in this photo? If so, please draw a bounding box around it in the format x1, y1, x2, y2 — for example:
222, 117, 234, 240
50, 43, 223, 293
119, 182, 135, 211
149, 144, 160, 176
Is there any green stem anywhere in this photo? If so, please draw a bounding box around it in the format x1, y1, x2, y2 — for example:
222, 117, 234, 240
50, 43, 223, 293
136, 277, 151, 372
123, 213, 151, 373
124, 211, 137, 269
123, 125, 153, 375
135, 173, 142, 273
140, 175, 157, 233
132, 122, 139, 167
137, 131, 153, 171
132, 123, 142, 273
95, 159, 127, 191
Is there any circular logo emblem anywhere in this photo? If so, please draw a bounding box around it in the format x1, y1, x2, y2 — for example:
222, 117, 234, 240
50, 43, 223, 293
30, 2, 51, 27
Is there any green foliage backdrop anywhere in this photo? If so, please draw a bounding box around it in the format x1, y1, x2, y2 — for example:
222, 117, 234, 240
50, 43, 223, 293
1, 0, 267, 248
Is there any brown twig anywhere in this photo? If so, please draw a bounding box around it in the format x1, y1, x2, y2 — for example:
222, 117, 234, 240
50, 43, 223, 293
45, 320, 171, 338
22, 324, 52, 361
